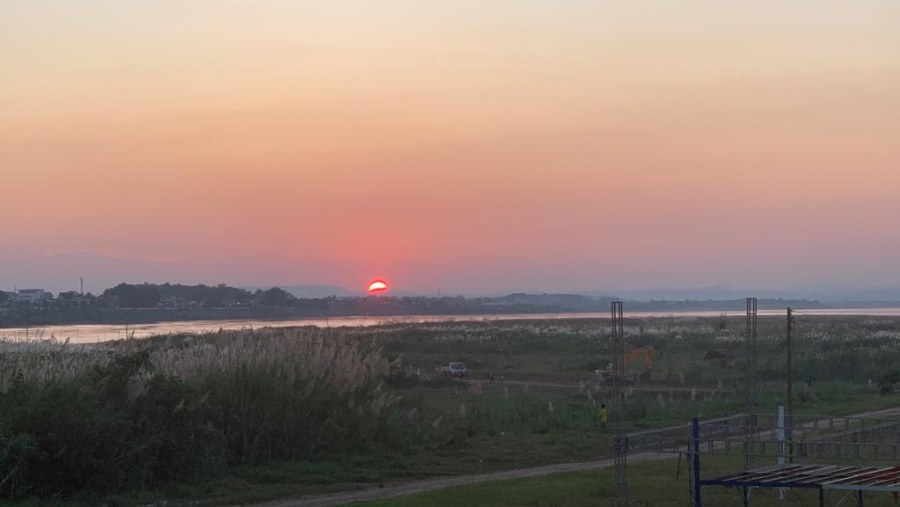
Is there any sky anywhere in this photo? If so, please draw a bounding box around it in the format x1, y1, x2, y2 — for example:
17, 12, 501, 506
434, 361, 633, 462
2, 1, 899, 295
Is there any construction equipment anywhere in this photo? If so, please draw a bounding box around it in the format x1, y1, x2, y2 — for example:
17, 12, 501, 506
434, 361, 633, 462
597, 345, 654, 384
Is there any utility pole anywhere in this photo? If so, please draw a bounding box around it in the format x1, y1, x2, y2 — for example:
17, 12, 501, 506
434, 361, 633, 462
786, 307, 794, 463
611, 301, 627, 507
744, 297, 758, 469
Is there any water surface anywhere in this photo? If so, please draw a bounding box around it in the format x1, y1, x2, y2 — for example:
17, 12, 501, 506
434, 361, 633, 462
3, 308, 899, 344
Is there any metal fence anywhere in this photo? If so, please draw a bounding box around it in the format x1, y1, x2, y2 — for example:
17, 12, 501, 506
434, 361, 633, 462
628, 412, 900, 464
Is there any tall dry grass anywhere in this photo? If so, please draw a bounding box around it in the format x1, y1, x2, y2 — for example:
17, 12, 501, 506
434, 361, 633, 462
0, 328, 406, 498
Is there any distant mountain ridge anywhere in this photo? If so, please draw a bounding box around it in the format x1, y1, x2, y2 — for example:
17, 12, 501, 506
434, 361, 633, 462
264, 284, 900, 306
266, 283, 900, 304
252, 285, 360, 298
577, 285, 900, 304
4, 282, 900, 328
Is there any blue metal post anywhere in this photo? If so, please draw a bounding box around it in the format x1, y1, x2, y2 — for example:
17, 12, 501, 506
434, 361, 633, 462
693, 416, 702, 507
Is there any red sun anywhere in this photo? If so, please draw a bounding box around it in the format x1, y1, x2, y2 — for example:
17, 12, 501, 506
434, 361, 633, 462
367, 279, 390, 294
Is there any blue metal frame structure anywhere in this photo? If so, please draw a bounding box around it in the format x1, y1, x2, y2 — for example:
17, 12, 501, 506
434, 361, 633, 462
687, 414, 900, 507
699, 464, 900, 507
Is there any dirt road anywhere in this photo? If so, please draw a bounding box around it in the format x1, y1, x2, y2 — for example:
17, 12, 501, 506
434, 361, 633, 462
244, 407, 900, 507
244, 452, 669, 507
455, 377, 727, 395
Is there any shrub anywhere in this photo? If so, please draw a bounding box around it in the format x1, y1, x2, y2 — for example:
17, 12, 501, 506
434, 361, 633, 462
0, 330, 407, 499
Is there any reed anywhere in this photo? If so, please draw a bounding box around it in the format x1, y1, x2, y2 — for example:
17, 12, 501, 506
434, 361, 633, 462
0, 329, 405, 498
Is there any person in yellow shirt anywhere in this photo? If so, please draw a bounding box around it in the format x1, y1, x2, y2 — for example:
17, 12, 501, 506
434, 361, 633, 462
599, 404, 608, 432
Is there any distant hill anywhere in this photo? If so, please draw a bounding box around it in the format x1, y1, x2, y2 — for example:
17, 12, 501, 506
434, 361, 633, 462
487, 293, 613, 311
254, 285, 359, 298
579, 285, 900, 304
4, 281, 899, 328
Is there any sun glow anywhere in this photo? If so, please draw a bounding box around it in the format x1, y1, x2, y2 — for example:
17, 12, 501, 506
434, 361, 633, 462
367, 279, 390, 294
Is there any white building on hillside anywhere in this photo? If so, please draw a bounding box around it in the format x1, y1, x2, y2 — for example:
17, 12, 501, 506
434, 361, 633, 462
15, 289, 53, 305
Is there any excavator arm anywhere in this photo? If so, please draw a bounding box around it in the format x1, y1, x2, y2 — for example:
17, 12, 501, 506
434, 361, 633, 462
598, 345, 654, 383
623, 345, 653, 375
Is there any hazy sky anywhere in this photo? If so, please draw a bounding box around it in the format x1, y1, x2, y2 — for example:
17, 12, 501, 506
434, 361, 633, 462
2, 1, 898, 295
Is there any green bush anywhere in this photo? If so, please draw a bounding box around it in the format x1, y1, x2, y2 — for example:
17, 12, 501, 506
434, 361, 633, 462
0, 353, 211, 496
0, 331, 412, 499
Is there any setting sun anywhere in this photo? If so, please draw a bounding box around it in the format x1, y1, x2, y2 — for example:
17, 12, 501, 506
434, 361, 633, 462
367, 280, 390, 294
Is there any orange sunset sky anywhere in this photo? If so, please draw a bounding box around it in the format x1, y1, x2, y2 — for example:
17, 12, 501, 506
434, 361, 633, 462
2, 1, 899, 295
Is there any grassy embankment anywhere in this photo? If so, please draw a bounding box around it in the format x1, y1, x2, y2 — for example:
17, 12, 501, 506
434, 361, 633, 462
2, 315, 900, 506
357, 457, 900, 507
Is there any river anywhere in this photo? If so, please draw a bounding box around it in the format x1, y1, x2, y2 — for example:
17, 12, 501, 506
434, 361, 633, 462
3, 308, 900, 344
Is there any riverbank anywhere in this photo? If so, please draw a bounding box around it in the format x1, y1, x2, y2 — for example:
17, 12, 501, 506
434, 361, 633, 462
7, 308, 900, 344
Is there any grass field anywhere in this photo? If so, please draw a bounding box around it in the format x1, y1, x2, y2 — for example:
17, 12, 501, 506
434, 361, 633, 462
3, 314, 900, 506
355, 457, 900, 507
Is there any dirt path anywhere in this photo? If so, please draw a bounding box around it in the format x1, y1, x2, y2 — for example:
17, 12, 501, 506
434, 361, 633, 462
244, 407, 900, 507
456, 378, 726, 394
244, 452, 669, 507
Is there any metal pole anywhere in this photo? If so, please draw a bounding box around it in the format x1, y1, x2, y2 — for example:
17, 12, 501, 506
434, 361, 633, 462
777, 405, 786, 501
745, 297, 758, 469
786, 308, 794, 463
692, 416, 702, 507
611, 301, 627, 507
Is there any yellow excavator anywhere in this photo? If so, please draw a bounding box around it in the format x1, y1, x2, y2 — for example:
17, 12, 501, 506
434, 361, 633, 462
596, 345, 654, 384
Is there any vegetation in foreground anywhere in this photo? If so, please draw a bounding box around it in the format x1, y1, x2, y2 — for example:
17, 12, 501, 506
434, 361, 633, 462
0, 330, 412, 502
2, 315, 900, 505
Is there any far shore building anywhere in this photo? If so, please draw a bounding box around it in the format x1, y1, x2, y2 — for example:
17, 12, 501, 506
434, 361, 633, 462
15, 289, 53, 305
57, 291, 93, 307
